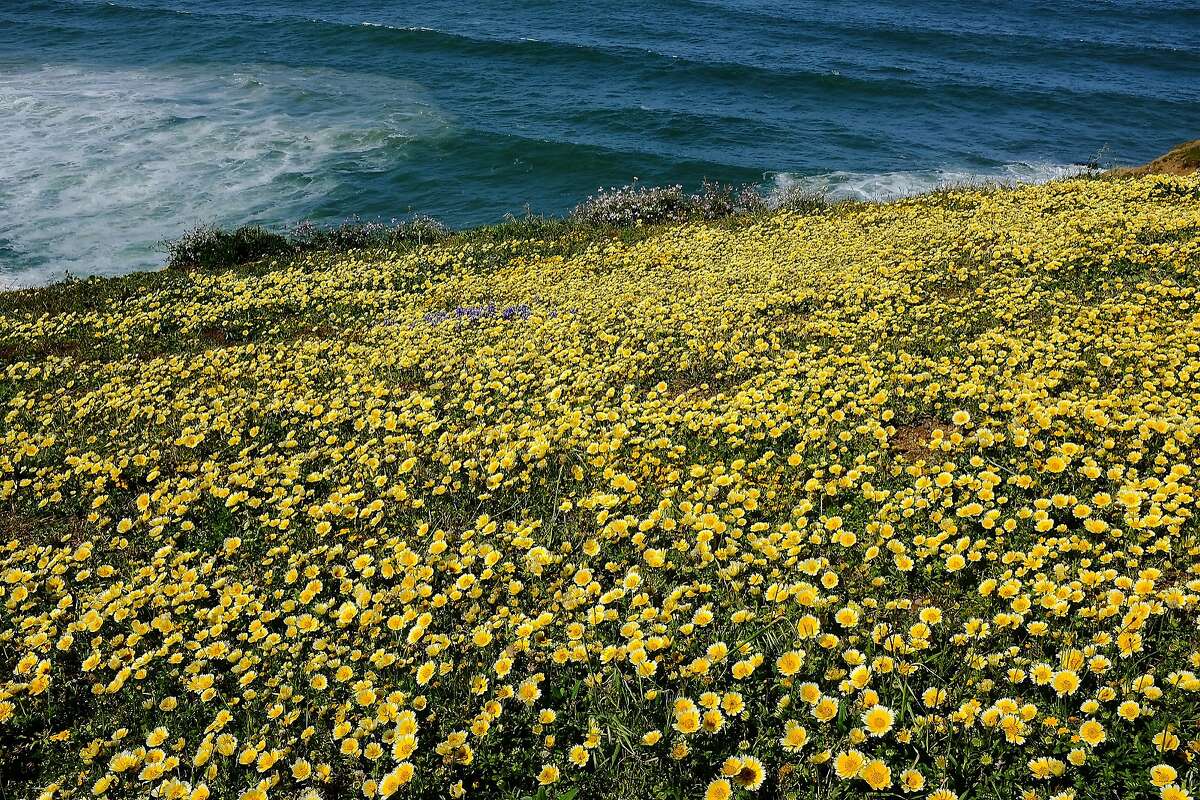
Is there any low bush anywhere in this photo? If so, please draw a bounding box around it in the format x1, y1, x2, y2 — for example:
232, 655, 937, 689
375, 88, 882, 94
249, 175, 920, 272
767, 182, 831, 214
569, 180, 784, 228
692, 179, 769, 219
291, 215, 451, 251
569, 182, 697, 227
165, 181, 825, 272
163, 224, 293, 270
165, 215, 451, 270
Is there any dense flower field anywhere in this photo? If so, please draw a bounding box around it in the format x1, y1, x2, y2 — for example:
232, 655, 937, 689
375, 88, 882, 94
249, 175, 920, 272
2, 175, 1200, 800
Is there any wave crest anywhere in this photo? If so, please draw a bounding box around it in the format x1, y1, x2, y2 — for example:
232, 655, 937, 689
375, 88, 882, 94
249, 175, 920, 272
0, 63, 447, 286
768, 162, 1091, 203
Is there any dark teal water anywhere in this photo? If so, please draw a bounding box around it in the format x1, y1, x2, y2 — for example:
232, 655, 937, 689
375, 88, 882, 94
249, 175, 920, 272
2, 0, 1199, 284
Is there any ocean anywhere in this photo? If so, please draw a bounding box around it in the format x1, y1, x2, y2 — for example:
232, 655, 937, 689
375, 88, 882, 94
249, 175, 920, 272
2, 0, 1199, 285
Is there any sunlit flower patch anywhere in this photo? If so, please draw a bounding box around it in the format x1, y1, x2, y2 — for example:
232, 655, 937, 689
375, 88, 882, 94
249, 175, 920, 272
2, 175, 1200, 800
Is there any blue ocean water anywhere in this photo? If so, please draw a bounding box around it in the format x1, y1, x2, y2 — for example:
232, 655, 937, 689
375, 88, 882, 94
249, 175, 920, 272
2, 0, 1199, 284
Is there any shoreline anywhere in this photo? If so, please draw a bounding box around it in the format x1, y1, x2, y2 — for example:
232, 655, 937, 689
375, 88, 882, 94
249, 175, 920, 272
0, 160, 1129, 293
0, 139, 1196, 300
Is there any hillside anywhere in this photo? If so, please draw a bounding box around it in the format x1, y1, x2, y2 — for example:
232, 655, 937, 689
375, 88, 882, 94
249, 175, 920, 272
1108, 140, 1200, 178
2, 174, 1200, 800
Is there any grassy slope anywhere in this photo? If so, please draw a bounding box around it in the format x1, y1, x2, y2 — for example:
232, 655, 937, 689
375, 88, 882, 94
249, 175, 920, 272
1, 174, 1200, 800
1107, 140, 1200, 178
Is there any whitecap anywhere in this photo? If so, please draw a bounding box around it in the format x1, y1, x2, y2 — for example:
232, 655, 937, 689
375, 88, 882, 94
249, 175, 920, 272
766, 162, 1091, 205
0, 63, 448, 287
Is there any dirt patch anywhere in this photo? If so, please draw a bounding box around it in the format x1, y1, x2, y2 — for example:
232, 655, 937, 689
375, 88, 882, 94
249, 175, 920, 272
926, 279, 977, 301
0, 338, 82, 363
888, 417, 949, 461
0, 341, 22, 362
199, 326, 229, 346
661, 369, 744, 400
286, 324, 368, 347
310, 325, 338, 339
1107, 139, 1200, 177
0, 509, 93, 548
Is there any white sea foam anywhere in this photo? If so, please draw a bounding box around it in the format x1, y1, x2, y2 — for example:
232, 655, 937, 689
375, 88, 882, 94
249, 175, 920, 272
768, 162, 1091, 205
358, 22, 436, 32
0, 63, 447, 286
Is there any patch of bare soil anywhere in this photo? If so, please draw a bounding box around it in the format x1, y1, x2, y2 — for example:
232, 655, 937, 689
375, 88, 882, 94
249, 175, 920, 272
888, 417, 949, 461
1107, 139, 1200, 177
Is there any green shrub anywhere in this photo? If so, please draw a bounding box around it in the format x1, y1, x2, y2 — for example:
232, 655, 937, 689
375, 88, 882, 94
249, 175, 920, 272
165, 180, 819, 273
692, 179, 768, 219
291, 215, 450, 251
569, 180, 772, 228
569, 183, 696, 227
164, 225, 293, 270
164, 216, 452, 271
768, 183, 831, 214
